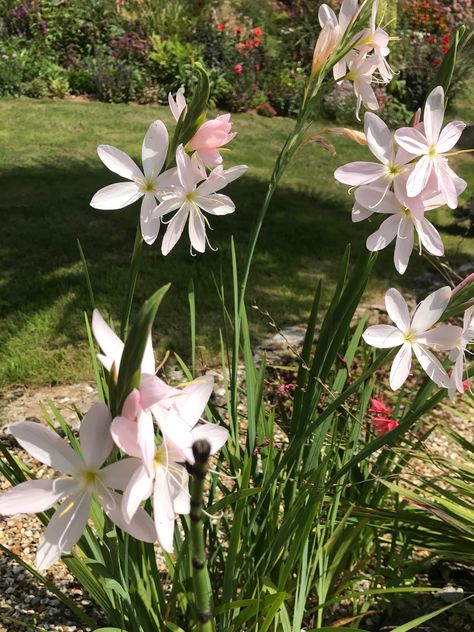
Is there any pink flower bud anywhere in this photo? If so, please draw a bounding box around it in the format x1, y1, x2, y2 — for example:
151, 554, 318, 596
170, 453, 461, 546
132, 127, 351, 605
188, 114, 237, 166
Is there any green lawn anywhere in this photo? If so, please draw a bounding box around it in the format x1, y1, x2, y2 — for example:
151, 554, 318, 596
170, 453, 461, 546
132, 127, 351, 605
0, 97, 472, 387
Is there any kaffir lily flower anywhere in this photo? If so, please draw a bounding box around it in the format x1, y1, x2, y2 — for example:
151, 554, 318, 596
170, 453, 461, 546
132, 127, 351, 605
151, 375, 229, 464
121, 436, 190, 552
343, 51, 379, 119
335, 112, 413, 200
394, 86, 466, 208
92, 309, 171, 469
90, 120, 175, 245
168, 88, 187, 121
187, 114, 236, 167
355, 185, 444, 274
318, 0, 359, 80
0, 403, 156, 570
120, 376, 228, 551
362, 287, 456, 390
368, 397, 397, 436
423, 305, 474, 398
153, 145, 247, 255
356, 0, 392, 82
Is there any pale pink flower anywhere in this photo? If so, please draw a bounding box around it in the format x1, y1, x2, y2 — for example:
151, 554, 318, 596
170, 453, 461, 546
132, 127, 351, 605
168, 88, 187, 122
90, 120, 177, 245
356, 0, 392, 82
312, 20, 340, 74
394, 86, 466, 208
356, 185, 444, 274
121, 435, 190, 552
318, 0, 359, 80
335, 112, 413, 200
0, 403, 156, 570
187, 114, 236, 167
424, 306, 474, 398
120, 376, 228, 551
344, 51, 379, 119
363, 287, 456, 390
153, 145, 247, 255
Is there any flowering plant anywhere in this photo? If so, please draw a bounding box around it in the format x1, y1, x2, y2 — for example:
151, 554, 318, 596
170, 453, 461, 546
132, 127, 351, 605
1, 2, 473, 630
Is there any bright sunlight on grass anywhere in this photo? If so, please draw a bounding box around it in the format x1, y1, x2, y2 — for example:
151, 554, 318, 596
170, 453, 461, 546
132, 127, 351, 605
0, 97, 472, 387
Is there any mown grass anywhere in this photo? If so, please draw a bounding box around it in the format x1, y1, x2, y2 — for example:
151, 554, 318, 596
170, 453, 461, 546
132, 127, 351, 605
0, 96, 472, 387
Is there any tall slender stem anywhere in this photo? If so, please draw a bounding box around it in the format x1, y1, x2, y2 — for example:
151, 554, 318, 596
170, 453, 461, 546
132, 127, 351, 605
188, 440, 214, 632
121, 222, 144, 340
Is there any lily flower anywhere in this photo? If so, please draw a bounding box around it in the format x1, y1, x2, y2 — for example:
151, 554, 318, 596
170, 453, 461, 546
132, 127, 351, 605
343, 51, 379, 119
121, 434, 190, 552
168, 88, 187, 121
424, 306, 474, 398
335, 112, 414, 200
153, 145, 247, 255
120, 375, 228, 551
318, 0, 359, 80
394, 86, 466, 208
90, 120, 176, 245
362, 287, 456, 390
0, 403, 157, 570
187, 113, 236, 167
356, 185, 444, 274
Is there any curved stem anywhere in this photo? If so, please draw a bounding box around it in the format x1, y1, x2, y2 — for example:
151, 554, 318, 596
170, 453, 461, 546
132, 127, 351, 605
121, 222, 144, 340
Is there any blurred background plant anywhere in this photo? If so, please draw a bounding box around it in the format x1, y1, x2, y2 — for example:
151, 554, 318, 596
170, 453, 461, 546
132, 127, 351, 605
0, 0, 472, 120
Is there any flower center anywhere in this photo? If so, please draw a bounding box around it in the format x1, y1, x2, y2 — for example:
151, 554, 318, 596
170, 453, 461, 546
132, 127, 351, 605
185, 191, 197, 203
80, 469, 98, 488
402, 206, 411, 219
428, 144, 437, 159
404, 330, 415, 344
386, 163, 402, 178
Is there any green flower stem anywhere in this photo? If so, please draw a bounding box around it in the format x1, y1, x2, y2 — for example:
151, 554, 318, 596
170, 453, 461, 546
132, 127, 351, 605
188, 440, 214, 632
121, 221, 144, 340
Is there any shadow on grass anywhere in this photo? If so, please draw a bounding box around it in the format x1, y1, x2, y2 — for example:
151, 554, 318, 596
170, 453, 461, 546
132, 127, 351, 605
0, 158, 471, 385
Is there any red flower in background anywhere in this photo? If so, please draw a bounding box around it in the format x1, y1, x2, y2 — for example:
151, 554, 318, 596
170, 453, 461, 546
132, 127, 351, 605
432, 59, 440, 66
253, 37, 260, 47
217, 23, 225, 32
253, 27, 263, 37
234, 63, 243, 74
235, 27, 242, 35
369, 397, 398, 437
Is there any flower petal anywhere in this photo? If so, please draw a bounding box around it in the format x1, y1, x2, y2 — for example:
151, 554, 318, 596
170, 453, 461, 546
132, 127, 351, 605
437, 121, 466, 153
394, 127, 429, 156
385, 288, 410, 333
188, 212, 206, 253
424, 86, 445, 145
140, 194, 161, 245
390, 343, 412, 390
100, 488, 156, 543
90, 182, 142, 210
92, 310, 124, 372
111, 415, 141, 459
36, 490, 91, 571
142, 119, 168, 179
101, 457, 143, 491
334, 161, 385, 186
366, 214, 400, 251
9, 422, 82, 476
411, 286, 451, 333
195, 194, 235, 215
153, 468, 175, 552
362, 325, 404, 348
420, 324, 462, 350
394, 218, 414, 275
97, 145, 143, 180
161, 207, 189, 256
364, 112, 392, 164
80, 402, 113, 469
406, 154, 432, 198
415, 216, 444, 257
0, 479, 77, 515
413, 344, 450, 387
122, 464, 153, 522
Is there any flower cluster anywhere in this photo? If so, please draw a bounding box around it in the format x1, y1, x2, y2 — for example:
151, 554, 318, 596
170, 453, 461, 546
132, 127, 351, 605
90, 90, 247, 254
314, 0, 393, 118
0, 312, 229, 569
368, 397, 398, 436
335, 86, 466, 274
363, 286, 473, 394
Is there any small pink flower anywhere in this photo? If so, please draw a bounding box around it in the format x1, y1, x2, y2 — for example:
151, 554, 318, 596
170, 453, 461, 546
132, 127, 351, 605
187, 114, 237, 167
368, 397, 390, 416
371, 416, 398, 437
217, 23, 225, 31
234, 63, 243, 74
